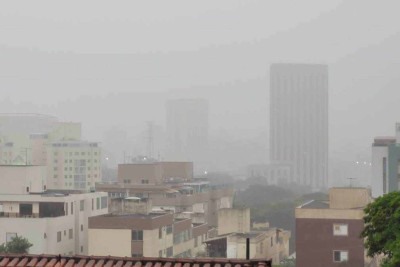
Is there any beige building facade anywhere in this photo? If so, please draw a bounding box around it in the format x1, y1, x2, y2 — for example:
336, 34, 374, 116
118, 162, 193, 185
217, 208, 250, 235
88, 212, 208, 258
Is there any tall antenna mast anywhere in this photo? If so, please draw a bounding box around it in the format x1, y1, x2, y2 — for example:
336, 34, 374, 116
146, 121, 154, 158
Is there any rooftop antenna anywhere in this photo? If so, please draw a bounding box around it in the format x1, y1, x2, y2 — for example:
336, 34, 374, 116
347, 177, 356, 188
146, 121, 154, 159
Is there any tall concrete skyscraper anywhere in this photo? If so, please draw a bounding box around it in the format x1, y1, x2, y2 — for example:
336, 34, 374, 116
166, 98, 209, 172
270, 63, 328, 189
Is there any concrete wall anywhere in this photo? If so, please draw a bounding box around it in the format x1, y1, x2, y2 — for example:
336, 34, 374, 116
118, 164, 162, 185
88, 229, 131, 257
218, 208, 250, 236
160, 162, 193, 181
0, 165, 47, 194
329, 188, 371, 209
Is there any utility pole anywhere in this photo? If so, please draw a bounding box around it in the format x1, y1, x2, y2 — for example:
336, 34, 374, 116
146, 121, 154, 159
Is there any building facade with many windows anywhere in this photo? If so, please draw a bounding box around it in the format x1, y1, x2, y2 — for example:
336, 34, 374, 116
46, 141, 101, 191
270, 64, 328, 190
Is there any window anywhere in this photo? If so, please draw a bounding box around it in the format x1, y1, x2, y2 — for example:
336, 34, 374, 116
131, 253, 143, 258
26, 187, 29, 193
166, 225, 173, 235
71, 202, 74, 214
80, 200, 85, 211
141, 179, 149, 184
159, 227, 163, 239
194, 236, 198, 247
65, 203, 68, 215
81, 246, 83, 253
173, 229, 191, 245
57, 231, 62, 242
92, 199, 94, 210
271, 237, 273, 246
101, 197, 107, 209
132, 230, 143, 241
333, 224, 348, 236
159, 250, 162, 257
96, 198, 100, 210
333, 250, 348, 262
81, 224, 83, 232
166, 247, 173, 257
64, 230, 66, 236
69, 229, 73, 239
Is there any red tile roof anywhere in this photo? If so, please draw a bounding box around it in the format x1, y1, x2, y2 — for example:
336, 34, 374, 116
0, 255, 272, 267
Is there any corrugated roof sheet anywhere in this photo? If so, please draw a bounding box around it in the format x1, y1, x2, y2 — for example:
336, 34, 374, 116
0, 255, 272, 267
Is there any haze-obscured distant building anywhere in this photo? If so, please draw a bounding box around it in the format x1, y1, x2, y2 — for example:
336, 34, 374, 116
270, 63, 328, 190
166, 99, 208, 174
247, 163, 291, 185
0, 114, 102, 191
371, 122, 400, 197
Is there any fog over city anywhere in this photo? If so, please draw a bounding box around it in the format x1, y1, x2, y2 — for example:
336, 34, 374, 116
1, 0, 400, 186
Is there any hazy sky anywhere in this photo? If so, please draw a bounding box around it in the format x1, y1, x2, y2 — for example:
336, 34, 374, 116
1, 0, 400, 179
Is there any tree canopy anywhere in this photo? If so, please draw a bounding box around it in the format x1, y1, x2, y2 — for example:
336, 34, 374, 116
0, 235, 32, 254
361, 191, 400, 267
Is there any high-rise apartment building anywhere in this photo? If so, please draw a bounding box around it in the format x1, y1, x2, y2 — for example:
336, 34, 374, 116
270, 63, 328, 190
0, 114, 101, 191
166, 99, 208, 172
371, 122, 400, 197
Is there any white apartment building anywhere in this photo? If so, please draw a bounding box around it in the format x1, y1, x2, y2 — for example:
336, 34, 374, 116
0, 165, 108, 255
46, 141, 102, 191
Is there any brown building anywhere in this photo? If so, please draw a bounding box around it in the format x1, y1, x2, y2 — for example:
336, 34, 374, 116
88, 212, 208, 258
97, 182, 233, 227
295, 187, 375, 267
118, 162, 193, 185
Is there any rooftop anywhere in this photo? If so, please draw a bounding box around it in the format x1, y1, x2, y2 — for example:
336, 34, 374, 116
0, 255, 272, 267
297, 200, 329, 209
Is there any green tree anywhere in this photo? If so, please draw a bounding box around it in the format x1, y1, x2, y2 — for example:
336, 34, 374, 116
0, 235, 32, 254
361, 191, 400, 267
